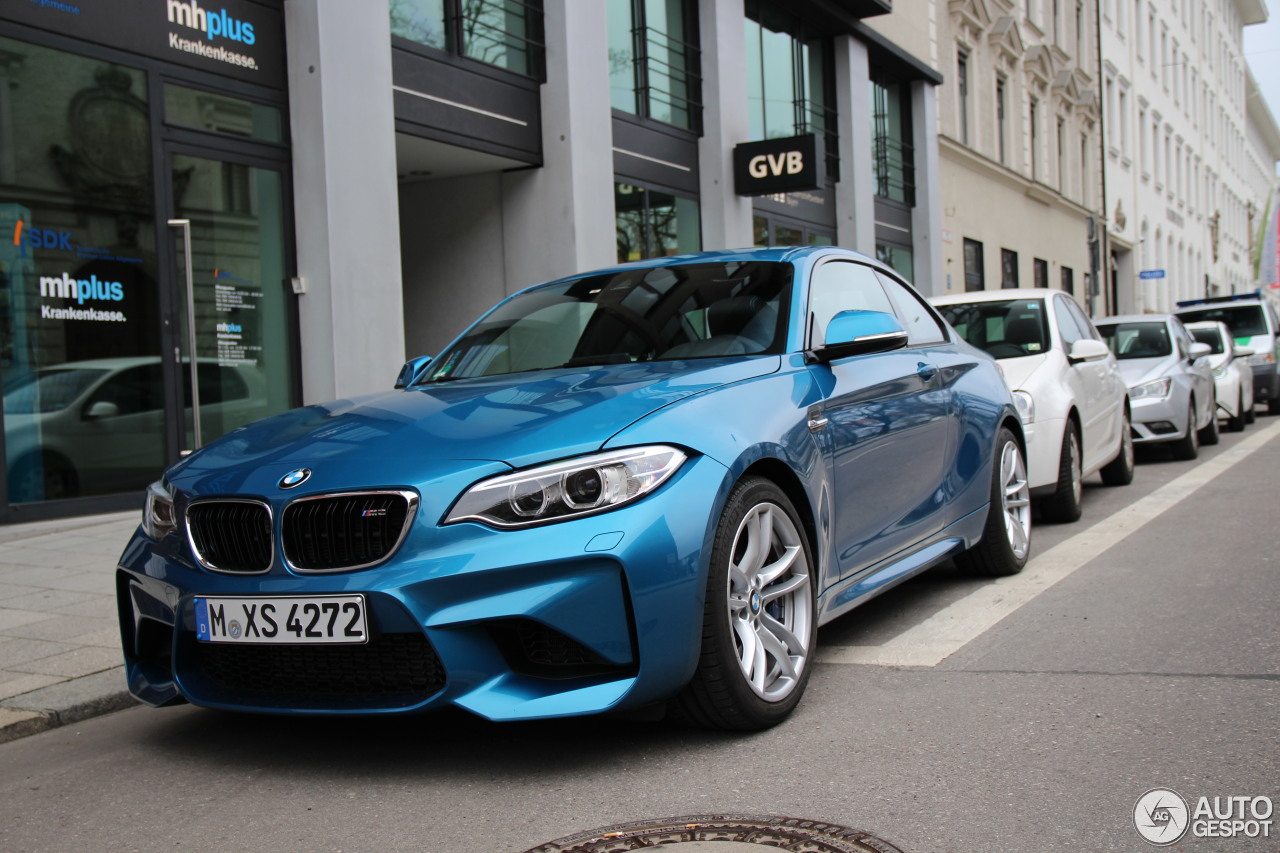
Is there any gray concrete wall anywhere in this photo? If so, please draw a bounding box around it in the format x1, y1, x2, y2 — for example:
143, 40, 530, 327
399, 174, 508, 358
285, 0, 406, 403
697, 0, 754, 250
499, 0, 615, 288
835, 36, 875, 254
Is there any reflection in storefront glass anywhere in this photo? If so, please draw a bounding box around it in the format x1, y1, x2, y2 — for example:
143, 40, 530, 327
171, 155, 289, 452
876, 243, 915, 282
164, 84, 283, 143
0, 36, 163, 503
615, 183, 700, 263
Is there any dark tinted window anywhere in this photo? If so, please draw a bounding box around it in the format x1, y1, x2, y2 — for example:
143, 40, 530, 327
935, 298, 1050, 359
425, 261, 792, 381
1175, 305, 1267, 337
1189, 326, 1225, 354
1098, 322, 1172, 359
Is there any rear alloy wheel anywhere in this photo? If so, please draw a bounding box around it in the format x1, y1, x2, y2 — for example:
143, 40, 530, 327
1100, 410, 1136, 486
955, 427, 1031, 577
1171, 399, 1200, 460
1198, 394, 1220, 446
673, 477, 816, 731
1227, 391, 1246, 432
1041, 424, 1083, 523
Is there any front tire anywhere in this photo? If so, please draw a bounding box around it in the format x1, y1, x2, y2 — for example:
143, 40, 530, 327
955, 426, 1031, 577
1100, 409, 1136, 486
1171, 399, 1200, 460
1227, 391, 1246, 432
673, 477, 816, 731
1198, 394, 1220, 446
1040, 424, 1083, 523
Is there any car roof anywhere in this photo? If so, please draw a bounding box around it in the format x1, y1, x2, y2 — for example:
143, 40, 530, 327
532, 246, 881, 288
1095, 313, 1175, 325
929, 288, 1068, 305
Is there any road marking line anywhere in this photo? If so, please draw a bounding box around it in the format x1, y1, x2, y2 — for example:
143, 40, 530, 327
819, 419, 1280, 668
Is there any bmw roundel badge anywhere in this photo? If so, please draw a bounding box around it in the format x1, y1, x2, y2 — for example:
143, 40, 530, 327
279, 468, 312, 489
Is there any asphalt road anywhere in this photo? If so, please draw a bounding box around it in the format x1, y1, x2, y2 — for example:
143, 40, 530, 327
2, 420, 1278, 853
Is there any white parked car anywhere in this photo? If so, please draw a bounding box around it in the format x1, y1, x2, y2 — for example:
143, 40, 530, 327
1095, 314, 1218, 460
931, 289, 1134, 522
1186, 320, 1255, 432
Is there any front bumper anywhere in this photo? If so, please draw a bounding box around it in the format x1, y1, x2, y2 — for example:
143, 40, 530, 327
117, 454, 730, 720
1129, 392, 1192, 444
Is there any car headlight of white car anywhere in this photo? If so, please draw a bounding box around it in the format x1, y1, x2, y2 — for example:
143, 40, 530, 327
445, 445, 687, 528
1247, 352, 1276, 367
1011, 390, 1035, 424
1129, 377, 1172, 400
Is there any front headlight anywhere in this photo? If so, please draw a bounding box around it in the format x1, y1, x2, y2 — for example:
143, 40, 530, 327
1129, 377, 1172, 400
444, 445, 688, 528
1011, 390, 1035, 424
1212, 366, 1227, 378
1248, 352, 1276, 367
142, 480, 176, 540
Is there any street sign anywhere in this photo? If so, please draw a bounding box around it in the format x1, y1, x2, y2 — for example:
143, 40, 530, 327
1138, 269, 1166, 280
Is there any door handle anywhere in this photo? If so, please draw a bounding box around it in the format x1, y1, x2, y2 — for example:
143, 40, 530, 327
168, 218, 202, 450
917, 362, 937, 382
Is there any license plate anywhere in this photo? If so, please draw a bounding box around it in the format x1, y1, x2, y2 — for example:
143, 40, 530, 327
194, 595, 368, 644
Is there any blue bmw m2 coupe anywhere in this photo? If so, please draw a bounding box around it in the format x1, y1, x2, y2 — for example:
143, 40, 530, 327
118, 247, 1030, 730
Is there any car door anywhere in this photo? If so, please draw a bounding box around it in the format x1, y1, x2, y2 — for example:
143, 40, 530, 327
1173, 319, 1215, 428
804, 259, 952, 580
1054, 295, 1120, 472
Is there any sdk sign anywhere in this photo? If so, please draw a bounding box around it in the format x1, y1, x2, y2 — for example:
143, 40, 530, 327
733, 134, 823, 196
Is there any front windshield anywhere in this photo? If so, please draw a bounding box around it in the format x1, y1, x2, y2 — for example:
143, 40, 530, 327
1098, 322, 1172, 359
423, 261, 792, 383
2, 368, 106, 414
934, 299, 1050, 359
1177, 305, 1266, 337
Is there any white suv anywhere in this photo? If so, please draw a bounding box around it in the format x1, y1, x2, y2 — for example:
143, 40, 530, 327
932, 289, 1135, 522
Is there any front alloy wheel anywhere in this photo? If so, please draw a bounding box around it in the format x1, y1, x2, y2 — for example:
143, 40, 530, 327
673, 477, 815, 730
955, 426, 1031, 576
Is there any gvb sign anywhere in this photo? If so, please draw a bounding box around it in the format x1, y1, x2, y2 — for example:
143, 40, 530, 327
733, 134, 824, 196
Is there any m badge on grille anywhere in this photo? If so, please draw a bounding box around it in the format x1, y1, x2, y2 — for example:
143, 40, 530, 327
279, 468, 312, 489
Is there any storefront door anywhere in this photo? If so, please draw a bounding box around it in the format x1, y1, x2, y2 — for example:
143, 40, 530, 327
164, 149, 291, 457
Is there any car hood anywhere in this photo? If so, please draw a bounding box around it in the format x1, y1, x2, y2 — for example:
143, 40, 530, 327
166, 357, 779, 495
993, 353, 1049, 392
1115, 356, 1177, 388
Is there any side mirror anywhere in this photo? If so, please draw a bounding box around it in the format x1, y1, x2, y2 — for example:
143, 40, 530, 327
395, 355, 433, 389
84, 401, 120, 420
808, 310, 909, 364
1068, 338, 1111, 364
1189, 342, 1212, 362
1233, 345, 1255, 358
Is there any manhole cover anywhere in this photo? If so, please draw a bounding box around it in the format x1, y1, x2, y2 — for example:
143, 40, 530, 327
522, 814, 906, 852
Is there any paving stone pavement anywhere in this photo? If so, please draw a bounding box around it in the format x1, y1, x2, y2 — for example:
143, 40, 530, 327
0, 510, 141, 743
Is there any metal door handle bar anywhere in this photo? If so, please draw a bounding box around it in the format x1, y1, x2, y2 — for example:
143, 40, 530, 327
167, 219, 202, 450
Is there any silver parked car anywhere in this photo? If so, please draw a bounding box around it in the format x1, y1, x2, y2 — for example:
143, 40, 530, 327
1095, 314, 1217, 460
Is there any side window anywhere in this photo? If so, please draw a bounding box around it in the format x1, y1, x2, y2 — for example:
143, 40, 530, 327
1062, 297, 1101, 340
875, 271, 947, 345
1054, 295, 1087, 347
807, 261, 896, 346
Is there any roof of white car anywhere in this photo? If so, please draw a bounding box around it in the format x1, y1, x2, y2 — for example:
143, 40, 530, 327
929, 288, 1072, 305
1095, 313, 1174, 325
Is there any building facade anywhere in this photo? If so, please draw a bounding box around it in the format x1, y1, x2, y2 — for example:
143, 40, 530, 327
0, 0, 942, 521
1099, 0, 1276, 313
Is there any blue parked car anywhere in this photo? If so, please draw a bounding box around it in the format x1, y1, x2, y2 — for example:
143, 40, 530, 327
118, 247, 1029, 730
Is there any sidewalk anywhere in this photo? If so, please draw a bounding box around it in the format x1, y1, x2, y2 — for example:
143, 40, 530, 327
0, 510, 141, 743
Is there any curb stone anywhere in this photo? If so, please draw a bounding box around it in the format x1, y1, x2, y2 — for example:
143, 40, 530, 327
0, 666, 137, 745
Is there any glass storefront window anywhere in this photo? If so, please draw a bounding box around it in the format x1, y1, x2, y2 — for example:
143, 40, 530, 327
615, 183, 700, 262
876, 243, 915, 282
391, 0, 541, 79
753, 215, 830, 248
871, 72, 915, 205
0, 37, 161, 502
164, 84, 284, 144
390, 0, 448, 50
744, 1, 837, 179
608, 0, 699, 131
